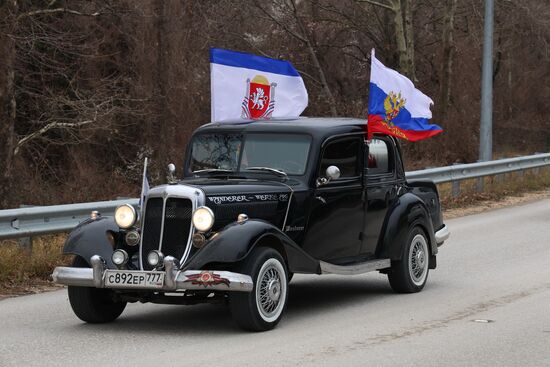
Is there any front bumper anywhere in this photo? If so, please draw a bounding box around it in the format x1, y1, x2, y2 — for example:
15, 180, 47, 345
435, 225, 450, 246
52, 255, 253, 292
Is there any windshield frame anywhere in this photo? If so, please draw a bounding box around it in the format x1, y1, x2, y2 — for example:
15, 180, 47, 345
185, 131, 314, 177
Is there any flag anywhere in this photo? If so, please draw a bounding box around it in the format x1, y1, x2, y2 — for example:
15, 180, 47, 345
367, 49, 443, 141
210, 48, 308, 123
139, 157, 149, 207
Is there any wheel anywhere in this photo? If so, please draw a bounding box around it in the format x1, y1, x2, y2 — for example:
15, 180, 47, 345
229, 247, 289, 331
388, 226, 430, 293
67, 256, 127, 323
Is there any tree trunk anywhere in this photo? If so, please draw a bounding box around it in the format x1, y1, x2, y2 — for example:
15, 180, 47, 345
390, 0, 410, 77
402, 0, 417, 81
154, 0, 170, 161
292, 0, 338, 116
439, 0, 457, 120
0, 1, 18, 208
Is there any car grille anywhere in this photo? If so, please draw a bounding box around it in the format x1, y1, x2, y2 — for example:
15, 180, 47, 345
141, 197, 193, 270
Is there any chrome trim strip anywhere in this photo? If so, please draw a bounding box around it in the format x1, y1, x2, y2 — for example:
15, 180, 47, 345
157, 196, 168, 253
52, 255, 253, 292
319, 258, 391, 275
435, 225, 450, 245
277, 181, 294, 231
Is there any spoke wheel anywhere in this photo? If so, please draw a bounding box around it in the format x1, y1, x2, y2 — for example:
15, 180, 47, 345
408, 234, 429, 286
388, 226, 430, 293
230, 247, 289, 331
256, 258, 287, 323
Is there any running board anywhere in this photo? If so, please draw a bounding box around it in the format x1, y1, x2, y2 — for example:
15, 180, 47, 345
319, 259, 391, 275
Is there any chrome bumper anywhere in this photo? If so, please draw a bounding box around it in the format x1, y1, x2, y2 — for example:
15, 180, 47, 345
52, 255, 253, 292
435, 225, 450, 246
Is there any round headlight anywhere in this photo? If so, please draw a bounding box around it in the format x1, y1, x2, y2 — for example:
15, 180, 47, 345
112, 249, 128, 266
147, 250, 164, 267
192, 206, 215, 232
114, 204, 137, 229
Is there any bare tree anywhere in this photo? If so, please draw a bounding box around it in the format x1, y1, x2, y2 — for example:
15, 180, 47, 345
357, 0, 416, 80
254, 0, 338, 116
439, 0, 457, 120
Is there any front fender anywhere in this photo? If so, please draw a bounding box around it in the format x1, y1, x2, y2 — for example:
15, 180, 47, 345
377, 192, 437, 260
183, 219, 320, 274
63, 216, 118, 268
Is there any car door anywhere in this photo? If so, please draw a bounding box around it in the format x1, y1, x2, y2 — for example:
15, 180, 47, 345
302, 135, 365, 262
360, 137, 399, 257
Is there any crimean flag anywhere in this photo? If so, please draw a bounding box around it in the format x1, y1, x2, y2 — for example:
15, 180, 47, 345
210, 48, 308, 123
367, 49, 443, 141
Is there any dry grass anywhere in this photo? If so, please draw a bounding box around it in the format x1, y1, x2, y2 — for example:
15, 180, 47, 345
0, 234, 71, 297
439, 167, 550, 209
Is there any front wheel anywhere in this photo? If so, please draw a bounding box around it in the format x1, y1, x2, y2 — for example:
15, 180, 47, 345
67, 256, 127, 323
229, 247, 289, 331
388, 226, 430, 293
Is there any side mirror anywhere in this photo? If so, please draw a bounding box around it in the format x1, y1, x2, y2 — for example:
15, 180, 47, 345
316, 165, 341, 187
326, 165, 341, 180
167, 163, 176, 184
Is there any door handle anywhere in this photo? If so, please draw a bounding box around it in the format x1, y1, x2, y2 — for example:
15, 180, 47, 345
315, 196, 327, 204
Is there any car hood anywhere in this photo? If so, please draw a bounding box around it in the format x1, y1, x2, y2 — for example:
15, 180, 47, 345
180, 177, 294, 230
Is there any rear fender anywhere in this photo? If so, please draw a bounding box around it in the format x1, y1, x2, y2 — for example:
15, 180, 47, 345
63, 216, 118, 268
183, 219, 320, 274
377, 193, 437, 261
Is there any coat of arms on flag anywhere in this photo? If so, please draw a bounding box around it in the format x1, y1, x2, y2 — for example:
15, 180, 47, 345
242, 75, 276, 119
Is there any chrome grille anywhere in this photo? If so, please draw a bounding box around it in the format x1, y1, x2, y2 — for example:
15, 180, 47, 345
140, 197, 193, 270
161, 198, 193, 263
141, 198, 163, 269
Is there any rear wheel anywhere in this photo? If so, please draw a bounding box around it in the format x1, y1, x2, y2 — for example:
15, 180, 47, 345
68, 256, 127, 323
229, 247, 289, 331
388, 226, 430, 293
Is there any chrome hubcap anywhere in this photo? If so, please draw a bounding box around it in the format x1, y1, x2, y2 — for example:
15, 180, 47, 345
267, 279, 281, 302
409, 234, 428, 286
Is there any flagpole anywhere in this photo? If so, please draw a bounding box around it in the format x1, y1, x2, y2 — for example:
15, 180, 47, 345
479, 0, 494, 162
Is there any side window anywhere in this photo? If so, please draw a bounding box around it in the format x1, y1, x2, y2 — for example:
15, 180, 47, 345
320, 137, 361, 178
367, 138, 391, 175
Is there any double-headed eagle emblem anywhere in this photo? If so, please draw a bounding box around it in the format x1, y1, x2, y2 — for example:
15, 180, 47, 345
383, 91, 406, 126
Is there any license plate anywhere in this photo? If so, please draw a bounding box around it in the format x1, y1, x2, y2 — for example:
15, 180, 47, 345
104, 270, 165, 289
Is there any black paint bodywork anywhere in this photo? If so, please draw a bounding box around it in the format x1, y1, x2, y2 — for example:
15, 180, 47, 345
65, 118, 445, 275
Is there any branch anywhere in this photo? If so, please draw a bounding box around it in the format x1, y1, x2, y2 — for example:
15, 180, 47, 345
356, 0, 394, 11
17, 8, 101, 22
14, 119, 95, 156
253, 0, 307, 43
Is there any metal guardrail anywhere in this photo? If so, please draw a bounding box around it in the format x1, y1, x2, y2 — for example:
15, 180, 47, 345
0, 153, 549, 241
405, 153, 550, 183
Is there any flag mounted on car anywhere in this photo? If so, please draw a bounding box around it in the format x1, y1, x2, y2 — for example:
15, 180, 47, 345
210, 48, 308, 123
367, 49, 443, 141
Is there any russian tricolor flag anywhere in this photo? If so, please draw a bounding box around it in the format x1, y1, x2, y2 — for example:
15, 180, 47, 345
210, 48, 308, 123
368, 49, 443, 141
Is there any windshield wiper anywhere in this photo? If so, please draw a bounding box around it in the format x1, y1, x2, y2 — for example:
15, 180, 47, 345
243, 167, 288, 178
193, 168, 235, 175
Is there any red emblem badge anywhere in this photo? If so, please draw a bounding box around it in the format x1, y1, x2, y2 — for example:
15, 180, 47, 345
242, 75, 277, 119
185, 271, 230, 288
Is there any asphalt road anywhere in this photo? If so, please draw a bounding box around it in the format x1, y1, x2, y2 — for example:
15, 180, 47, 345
1, 199, 549, 367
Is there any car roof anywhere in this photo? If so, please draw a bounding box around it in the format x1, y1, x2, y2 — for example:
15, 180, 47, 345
194, 117, 367, 141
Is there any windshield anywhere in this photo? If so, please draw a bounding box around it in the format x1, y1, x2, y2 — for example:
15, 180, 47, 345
189, 133, 311, 175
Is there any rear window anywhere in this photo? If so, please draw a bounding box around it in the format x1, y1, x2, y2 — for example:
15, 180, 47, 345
367, 139, 391, 174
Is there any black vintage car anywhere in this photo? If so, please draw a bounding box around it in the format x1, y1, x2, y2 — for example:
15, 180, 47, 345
53, 117, 449, 331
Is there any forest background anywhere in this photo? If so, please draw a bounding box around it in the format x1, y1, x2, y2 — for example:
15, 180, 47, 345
0, 0, 548, 208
